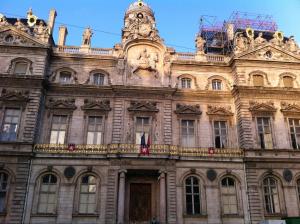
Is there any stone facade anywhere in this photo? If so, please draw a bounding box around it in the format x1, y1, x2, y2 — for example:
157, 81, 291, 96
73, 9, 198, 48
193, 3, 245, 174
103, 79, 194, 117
0, 1, 300, 224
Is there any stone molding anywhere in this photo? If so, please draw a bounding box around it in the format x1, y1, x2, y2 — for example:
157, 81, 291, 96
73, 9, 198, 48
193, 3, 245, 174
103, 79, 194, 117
81, 99, 111, 112
280, 102, 300, 116
249, 101, 276, 116
206, 105, 233, 116
46, 98, 77, 110
127, 101, 159, 113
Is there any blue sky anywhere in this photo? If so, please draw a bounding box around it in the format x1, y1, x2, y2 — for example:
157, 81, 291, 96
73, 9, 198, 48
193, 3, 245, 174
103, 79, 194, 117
1, 0, 300, 52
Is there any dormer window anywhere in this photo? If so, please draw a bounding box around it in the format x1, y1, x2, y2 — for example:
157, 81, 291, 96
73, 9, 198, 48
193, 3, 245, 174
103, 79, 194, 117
212, 79, 222, 90
14, 61, 29, 75
93, 73, 105, 86
283, 76, 293, 88
181, 78, 191, 89
253, 75, 264, 87
59, 71, 71, 84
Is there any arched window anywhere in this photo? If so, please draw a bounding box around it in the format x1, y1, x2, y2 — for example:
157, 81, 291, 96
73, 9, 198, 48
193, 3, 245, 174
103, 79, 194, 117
0, 172, 9, 213
93, 73, 105, 86
221, 177, 238, 214
38, 174, 58, 214
253, 75, 264, 87
59, 71, 71, 84
79, 175, 97, 214
283, 76, 293, 88
263, 177, 280, 214
212, 79, 222, 90
185, 176, 201, 215
181, 78, 192, 89
13, 61, 29, 75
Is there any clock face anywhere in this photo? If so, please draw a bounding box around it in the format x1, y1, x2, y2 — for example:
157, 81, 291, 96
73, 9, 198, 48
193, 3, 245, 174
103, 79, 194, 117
139, 23, 151, 37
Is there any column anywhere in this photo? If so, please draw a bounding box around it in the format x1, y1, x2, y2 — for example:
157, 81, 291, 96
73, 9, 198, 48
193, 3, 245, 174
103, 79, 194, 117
159, 171, 166, 224
117, 170, 126, 224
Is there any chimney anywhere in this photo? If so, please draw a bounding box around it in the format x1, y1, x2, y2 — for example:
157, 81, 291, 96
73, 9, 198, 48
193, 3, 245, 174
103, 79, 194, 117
48, 9, 57, 36
226, 23, 234, 41
58, 26, 68, 46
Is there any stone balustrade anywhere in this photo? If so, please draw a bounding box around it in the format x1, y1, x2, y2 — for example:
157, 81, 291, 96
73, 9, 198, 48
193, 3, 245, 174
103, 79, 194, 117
54, 45, 113, 55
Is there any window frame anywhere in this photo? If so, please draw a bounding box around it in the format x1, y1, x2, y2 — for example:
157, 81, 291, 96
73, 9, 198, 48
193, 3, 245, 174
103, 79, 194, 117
0, 172, 10, 214
288, 118, 300, 150
213, 120, 228, 149
282, 76, 294, 88
134, 116, 152, 145
92, 73, 105, 86
262, 177, 281, 215
184, 176, 201, 215
212, 79, 222, 90
253, 74, 264, 87
59, 71, 72, 84
180, 119, 196, 147
74, 173, 99, 215
220, 177, 239, 215
0, 107, 22, 142
255, 117, 274, 149
181, 78, 192, 89
36, 173, 59, 215
49, 114, 70, 144
9, 58, 32, 76
86, 116, 104, 145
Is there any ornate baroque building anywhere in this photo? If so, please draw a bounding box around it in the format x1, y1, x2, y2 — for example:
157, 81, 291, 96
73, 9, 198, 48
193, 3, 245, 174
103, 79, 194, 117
0, 1, 300, 224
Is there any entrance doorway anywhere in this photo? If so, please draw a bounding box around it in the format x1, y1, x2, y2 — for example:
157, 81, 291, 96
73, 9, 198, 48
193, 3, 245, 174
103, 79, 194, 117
129, 183, 152, 223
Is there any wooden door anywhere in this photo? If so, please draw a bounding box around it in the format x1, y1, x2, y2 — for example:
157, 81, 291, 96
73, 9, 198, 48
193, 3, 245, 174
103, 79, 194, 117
129, 183, 151, 222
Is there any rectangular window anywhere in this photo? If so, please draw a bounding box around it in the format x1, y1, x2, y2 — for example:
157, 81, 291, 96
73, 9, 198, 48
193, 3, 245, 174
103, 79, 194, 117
289, 118, 300, 149
214, 121, 228, 148
87, 116, 103, 144
93, 74, 105, 86
181, 120, 195, 147
0, 108, 21, 141
50, 115, 68, 144
135, 117, 150, 144
256, 117, 273, 149
59, 72, 71, 84
14, 62, 28, 75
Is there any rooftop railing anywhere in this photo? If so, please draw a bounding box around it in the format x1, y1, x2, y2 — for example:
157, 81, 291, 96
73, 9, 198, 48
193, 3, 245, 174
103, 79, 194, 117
34, 144, 243, 158
54, 46, 113, 56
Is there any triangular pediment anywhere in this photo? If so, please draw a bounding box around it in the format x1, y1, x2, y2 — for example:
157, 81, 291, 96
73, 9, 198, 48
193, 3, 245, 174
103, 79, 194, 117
281, 102, 300, 115
0, 27, 48, 47
46, 98, 77, 110
128, 101, 159, 113
81, 100, 111, 111
175, 104, 202, 115
0, 89, 29, 102
207, 105, 233, 116
236, 44, 300, 62
249, 101, 277, 113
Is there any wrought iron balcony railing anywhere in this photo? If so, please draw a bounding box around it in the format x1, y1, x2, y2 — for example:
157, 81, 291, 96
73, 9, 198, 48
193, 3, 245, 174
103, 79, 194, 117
34, 144, 243, 158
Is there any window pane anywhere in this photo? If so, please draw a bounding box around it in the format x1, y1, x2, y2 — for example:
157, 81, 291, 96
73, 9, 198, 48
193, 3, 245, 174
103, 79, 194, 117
1, 109, 21, 141
93, 74, 105, 85
14, 62, 28, 75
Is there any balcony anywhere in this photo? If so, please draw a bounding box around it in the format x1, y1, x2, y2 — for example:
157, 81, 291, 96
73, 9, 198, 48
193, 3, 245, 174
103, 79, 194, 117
34, 144, 243, 159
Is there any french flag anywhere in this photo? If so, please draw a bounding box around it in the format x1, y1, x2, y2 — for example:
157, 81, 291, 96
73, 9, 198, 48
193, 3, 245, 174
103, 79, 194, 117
140, 133, 150, 155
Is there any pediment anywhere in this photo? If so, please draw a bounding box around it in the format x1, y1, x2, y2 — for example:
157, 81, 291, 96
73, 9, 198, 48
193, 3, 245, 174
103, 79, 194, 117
236, 44, 300, 62
175, 104, 202, 115
81, 99, 111, 111
128, 101, 159, 113
46, 98, 77, 110
281, 102, 300, 115
249, 101, 276, 114
207, 105, 233, 116
0, 27, 47, 47
0, 89, 29, 102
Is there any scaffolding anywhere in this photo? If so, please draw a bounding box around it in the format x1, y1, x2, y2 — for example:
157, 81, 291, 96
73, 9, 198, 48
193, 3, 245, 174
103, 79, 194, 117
199, 11, 279, 55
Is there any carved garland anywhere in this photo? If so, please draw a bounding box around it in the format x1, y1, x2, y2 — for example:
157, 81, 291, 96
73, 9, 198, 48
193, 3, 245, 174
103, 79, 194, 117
81, 99, 111, 115
127, 101, 159, 113
46, 98, 77, 114
0, 89, 30, 109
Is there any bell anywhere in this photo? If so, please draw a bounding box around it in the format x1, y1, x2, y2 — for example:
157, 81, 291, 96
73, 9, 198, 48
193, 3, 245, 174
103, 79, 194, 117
27, 14, 38, 27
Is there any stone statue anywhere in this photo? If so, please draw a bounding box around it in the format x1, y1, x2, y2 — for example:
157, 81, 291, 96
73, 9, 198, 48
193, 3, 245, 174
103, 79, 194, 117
82, 27, 93, 46
34, 21, 49, 41
195, 35, 206, 54
234, 34, 247, 53
270, 33, 283, 46
0, 16, 10, 26
254, 32, 266, 45
15, 19, 29, 32
285, 36, 299, 53
136, 48, 151, 69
